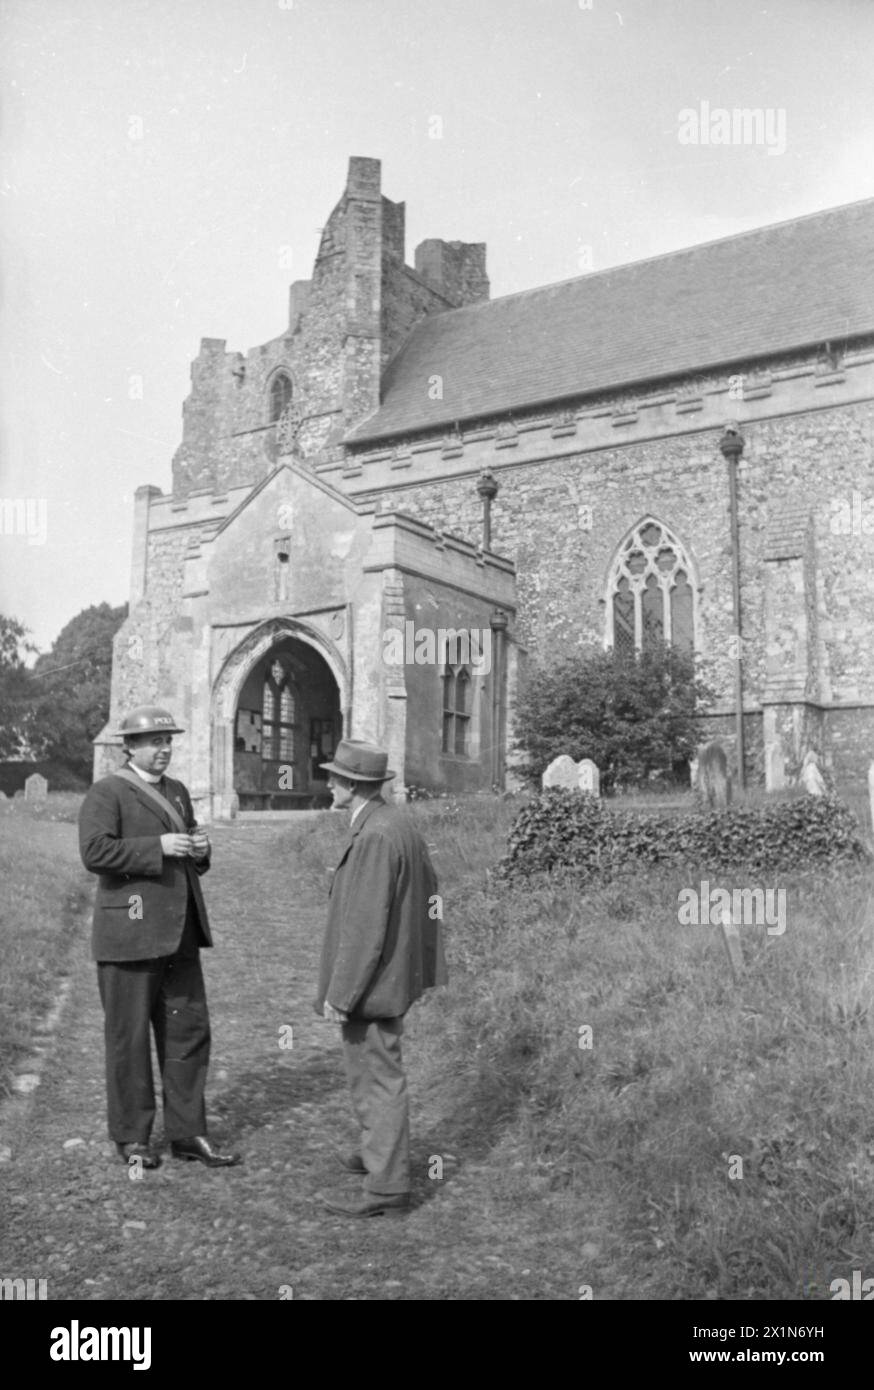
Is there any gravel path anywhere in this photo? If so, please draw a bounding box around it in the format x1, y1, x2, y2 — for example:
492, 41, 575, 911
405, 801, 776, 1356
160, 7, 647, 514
0, 821, 596, 1301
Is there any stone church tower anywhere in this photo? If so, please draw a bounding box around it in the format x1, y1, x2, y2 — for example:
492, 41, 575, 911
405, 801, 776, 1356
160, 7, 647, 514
98, 158, 874, 818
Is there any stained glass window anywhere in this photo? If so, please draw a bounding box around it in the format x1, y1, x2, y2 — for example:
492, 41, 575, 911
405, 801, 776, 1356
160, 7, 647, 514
262, 659, 296, 761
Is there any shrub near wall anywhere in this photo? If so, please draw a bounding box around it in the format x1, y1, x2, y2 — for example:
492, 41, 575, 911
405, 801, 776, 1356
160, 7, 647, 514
497, 789, 871, 882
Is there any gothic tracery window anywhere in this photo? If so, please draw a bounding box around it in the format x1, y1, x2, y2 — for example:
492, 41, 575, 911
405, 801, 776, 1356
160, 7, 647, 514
606, 519, 696, 657
269, 372, 293, 424
262, 658, 296, 760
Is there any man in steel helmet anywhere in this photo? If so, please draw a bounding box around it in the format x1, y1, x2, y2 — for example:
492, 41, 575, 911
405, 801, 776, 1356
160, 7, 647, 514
78, 705, 241, 1170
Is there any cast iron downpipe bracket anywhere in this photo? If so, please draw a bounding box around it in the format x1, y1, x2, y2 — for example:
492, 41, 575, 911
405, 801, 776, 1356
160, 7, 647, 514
476, 470, 499, 551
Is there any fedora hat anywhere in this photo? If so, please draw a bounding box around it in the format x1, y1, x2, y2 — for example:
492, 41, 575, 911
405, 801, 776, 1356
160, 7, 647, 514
320, 739, 396, 783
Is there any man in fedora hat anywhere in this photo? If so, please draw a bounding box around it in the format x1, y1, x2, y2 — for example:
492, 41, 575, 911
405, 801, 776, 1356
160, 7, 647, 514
314, 739, 447, 1217
78, 704, 241, 1171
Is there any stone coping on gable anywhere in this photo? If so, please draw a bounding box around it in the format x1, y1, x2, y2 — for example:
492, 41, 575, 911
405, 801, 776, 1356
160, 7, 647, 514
364, 510, 516, 607
371, 509, 515, 571
146, 483, 254, 533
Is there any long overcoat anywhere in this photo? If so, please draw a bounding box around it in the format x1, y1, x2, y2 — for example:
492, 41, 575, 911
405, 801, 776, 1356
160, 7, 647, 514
78, 772, 211, 962
314, 799, 447, 1020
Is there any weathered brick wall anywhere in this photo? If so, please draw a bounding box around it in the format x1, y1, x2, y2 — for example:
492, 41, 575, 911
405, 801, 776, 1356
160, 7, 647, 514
382, 433, 737, 682
145, 528, 192, 613
397, 574, 500, 795
828, 706, 874, 788
752, 403, 873, 704
413, 240, 489, 308
378, 396, 872, 700
170, 317, 346, 498
107, 525, 197, 737
381, 262, 452, 372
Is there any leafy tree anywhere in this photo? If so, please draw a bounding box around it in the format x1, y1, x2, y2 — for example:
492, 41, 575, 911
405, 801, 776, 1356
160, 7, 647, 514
0, 615, 38, 757
30, 603, 128, 781
512, 642, 716, 792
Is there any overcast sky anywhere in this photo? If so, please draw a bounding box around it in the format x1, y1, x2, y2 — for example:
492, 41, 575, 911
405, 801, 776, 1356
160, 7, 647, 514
2, 0, 873, 652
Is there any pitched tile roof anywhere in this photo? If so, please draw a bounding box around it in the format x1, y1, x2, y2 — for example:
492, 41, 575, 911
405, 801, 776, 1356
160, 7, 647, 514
347, 198, 874, 445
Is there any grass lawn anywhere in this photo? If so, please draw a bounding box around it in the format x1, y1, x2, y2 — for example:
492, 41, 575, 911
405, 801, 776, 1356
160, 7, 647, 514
401, 788, 874, 1298
268, 784, 874, 1297
3, 784, 873, 1299
0, 794, 90, 1100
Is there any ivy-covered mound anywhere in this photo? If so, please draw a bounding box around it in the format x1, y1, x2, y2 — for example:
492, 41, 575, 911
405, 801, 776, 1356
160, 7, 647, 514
497, 788, 871, 882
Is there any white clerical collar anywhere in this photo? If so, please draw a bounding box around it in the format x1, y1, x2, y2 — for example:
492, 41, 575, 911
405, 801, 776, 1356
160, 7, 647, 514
128, 762, 163, 785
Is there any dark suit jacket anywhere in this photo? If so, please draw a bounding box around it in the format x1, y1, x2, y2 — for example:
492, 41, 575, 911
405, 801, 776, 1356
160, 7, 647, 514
78, 771, 212, 962
314, 799, 448, 1020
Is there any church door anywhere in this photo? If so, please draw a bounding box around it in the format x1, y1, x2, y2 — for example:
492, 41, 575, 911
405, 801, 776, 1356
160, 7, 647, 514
233, 641, 342, 809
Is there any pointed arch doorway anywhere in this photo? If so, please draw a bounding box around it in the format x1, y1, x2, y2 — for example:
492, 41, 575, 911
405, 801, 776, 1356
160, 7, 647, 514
226, 634, 343, 811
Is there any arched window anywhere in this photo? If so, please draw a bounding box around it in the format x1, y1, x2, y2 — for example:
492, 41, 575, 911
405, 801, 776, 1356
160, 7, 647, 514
442, 666, 471, 756
262, 658, 296, 760
269, 372, 293, 424
605, 519, 697, 657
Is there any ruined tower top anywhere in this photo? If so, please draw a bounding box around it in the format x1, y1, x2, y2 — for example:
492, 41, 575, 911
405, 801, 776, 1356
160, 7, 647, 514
170, 157, 489, 497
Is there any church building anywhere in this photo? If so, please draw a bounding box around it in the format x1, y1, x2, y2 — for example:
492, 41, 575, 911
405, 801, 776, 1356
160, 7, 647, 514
97, 157, 874, 818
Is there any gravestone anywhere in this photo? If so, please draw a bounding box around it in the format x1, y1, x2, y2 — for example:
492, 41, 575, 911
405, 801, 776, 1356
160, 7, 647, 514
765, 741, 786, 791
697, 741, 731, 810
799, 750, 826, 796
24, 772, 48, 803
577, 759, 600, 797
542, 755, 580, 790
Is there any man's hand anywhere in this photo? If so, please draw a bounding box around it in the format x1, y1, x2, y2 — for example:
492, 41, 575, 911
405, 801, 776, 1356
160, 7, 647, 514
160, 833, 193, 858
189, 828, 210, 860
323, 1002, 348, 1024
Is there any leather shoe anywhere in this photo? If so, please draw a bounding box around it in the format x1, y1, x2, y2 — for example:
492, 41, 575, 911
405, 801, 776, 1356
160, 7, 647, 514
320, 1187, 410, 1217
335, 1150, 367, 1173
115, 1142, 161, 1169
170, 1136, 242, 1168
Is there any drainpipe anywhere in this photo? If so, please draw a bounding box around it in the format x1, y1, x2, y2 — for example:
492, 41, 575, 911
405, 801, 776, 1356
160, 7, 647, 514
476, 470, 499, 550
719, 424, 746, 791
489, 608, 508, 788
477, 472, 506, 785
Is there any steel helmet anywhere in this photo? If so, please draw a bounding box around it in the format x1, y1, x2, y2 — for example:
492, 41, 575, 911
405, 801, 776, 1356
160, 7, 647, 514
115, 705, 185, 738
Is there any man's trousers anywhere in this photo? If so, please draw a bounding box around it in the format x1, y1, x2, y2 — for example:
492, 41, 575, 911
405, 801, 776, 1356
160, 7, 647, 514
96, 908, 211, 1144
340, 1017, 410, 1195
